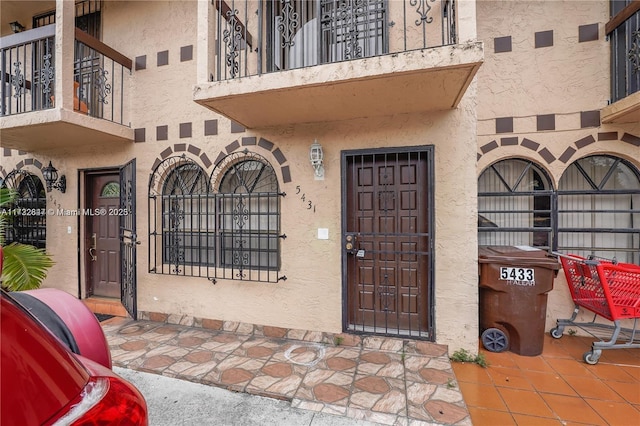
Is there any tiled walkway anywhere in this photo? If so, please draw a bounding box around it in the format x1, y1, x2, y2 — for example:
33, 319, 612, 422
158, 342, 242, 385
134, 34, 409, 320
101, 315, 640, 426
452, 334, 640, 425
102, 317, 471, 425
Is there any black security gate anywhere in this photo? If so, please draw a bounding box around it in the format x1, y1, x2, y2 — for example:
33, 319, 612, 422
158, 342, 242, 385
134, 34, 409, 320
119, 159, 137, 319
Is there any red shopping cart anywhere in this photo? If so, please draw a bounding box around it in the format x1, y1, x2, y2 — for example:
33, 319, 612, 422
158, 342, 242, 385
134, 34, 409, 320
551, 253, 640, 364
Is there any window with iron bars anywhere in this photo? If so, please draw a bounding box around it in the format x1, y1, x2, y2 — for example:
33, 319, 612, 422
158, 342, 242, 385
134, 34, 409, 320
478, 155, 640, 264
149, 152, 285, 283
1, 171, 47, 250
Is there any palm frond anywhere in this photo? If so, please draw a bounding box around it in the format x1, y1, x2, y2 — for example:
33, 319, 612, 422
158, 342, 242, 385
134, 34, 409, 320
0, 188, 17, 207
1, 243, 54, 291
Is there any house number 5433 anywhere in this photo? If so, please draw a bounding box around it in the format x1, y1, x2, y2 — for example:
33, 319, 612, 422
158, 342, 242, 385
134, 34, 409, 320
296, 185, 316, 213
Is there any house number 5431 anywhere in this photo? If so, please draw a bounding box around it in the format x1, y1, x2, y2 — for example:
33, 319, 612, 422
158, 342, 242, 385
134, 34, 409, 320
296, 185, 316, 213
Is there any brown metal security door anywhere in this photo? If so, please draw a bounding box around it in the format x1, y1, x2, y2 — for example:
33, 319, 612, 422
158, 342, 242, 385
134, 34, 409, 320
343, 147, 434, 339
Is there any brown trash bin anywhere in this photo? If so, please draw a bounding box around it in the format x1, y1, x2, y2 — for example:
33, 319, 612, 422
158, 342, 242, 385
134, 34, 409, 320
478, 246, 560, 356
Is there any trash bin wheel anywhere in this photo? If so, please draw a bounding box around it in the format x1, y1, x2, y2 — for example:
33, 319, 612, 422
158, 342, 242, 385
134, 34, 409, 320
481, 328, 509, 353
583, 349, 601, 365
550, 326, 564, 339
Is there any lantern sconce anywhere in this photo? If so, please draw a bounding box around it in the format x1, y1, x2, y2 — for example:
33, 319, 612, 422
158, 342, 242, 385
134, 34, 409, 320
309, 140, 324, 180
10, 21, 25, 33
42, 161, 66, 193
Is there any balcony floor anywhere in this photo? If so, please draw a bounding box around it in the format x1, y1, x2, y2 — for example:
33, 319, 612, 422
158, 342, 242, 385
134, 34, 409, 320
195, 42, 483, 129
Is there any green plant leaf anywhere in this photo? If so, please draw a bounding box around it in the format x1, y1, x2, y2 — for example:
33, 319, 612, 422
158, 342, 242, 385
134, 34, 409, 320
1, 242, 54, 291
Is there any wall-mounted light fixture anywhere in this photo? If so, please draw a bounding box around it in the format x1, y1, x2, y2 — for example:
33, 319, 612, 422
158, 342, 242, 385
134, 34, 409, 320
42, 161, 66, 193
309, 140, 324, 180
10, 21, 25, 33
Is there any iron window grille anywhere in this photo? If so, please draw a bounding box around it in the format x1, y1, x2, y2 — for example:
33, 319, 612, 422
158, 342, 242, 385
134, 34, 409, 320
149, 151, 286, 283
557, 155, 640, 264
478, 156, 640, 264
1, 170, 47, 249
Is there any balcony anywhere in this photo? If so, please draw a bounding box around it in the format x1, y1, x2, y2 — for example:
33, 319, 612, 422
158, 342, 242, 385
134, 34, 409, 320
601, 1, 640, 124
194, 0, 483, 128
0, 24, 133, 151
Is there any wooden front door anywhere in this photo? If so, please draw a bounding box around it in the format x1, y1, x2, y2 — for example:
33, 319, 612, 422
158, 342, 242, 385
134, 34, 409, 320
86, 173, 121, 298
343, 147, 434, 339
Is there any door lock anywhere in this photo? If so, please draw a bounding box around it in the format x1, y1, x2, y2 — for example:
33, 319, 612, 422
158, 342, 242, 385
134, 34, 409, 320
89, 233, 97, 261
345, 234, 358, 254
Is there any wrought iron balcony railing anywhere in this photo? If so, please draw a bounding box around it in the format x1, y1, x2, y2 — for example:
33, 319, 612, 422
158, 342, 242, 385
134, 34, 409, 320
212, 0, 456, 81
1, 24, 131, 126
608, 3, 640, 103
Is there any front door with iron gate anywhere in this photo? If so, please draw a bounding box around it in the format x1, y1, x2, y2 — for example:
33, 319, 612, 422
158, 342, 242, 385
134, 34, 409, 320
85, 159, 137, 319
343, 147, 434, 339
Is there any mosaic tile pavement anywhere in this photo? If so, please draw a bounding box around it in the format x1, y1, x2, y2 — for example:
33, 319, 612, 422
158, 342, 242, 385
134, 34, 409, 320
102, 317, 471, 426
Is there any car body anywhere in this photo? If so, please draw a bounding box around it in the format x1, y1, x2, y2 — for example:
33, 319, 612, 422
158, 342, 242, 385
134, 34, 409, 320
16, 287, 112, 369
1, 289, 148, 425
0, 243, 147, 425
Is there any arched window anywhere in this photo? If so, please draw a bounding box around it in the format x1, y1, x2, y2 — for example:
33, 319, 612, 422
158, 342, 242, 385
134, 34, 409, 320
148, 152, 284, 282
217, 158, 280, 271
557, 155, 640, 263
478, 159, 554, 249
160, 161, 212, 271
1, 170, 47, 249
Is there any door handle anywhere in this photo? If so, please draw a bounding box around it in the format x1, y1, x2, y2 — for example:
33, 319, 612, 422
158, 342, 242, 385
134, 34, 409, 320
89, 233, 97, 261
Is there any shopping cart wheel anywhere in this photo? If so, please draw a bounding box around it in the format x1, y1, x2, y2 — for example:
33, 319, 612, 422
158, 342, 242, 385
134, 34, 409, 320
550, 326, 564, 339
481, 328, 509, 353
583, 350, 601, 365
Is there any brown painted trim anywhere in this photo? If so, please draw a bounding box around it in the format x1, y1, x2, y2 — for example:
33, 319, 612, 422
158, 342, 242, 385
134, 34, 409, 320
480, 140, 499, 154
621, 133, 640, 146
559, 147, 576, 163
75, 28, 132, 70
605, 0, 640, 35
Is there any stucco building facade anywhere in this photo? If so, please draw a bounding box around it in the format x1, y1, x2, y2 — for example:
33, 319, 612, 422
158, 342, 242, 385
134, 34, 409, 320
1, 0, 638, 354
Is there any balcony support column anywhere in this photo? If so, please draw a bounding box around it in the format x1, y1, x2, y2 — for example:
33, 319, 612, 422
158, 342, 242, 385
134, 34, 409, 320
55, 0, 75, 113
456, 0, 478, 43
196, 0, 214, 84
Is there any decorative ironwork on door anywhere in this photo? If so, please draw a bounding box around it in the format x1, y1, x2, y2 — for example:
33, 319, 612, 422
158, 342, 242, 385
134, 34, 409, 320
120, 159, 137, 320
343, 147, 435, 339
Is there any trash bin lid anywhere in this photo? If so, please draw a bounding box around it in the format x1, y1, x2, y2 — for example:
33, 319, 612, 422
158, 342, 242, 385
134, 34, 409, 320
478, 245, 560, 270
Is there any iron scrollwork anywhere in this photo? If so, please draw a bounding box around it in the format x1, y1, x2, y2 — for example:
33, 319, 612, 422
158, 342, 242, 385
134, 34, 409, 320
40, 54, 55, 97
11, 62, 25, 98
277, 0, 300, 48
335, 0, 367, 60
94, 67, 112, 104
411, 0, 436, 26
223, 8, 243, 78
168, 199, 185, 274
630, 29, 640, 74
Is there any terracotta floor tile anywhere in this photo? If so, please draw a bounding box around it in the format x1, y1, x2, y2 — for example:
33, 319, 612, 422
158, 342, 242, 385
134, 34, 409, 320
486, 366, 535, 390
589, 363, 638, 383
496, 388, 555, 418
451, 362, 493, 385
586, 398, 640, 425
457, 382, 507, 411
521, 370, 577, 396
562, 374, 625, 401
467, 407, 516, 426
479, 349, 518, 368
607, 380, 640, 405
545, 357, 598, 378
620, 365, 640, 381
597, 348, 640, 366
539, 336, 573, 359
511, 355, 555, 373
540, 393, 607, 425
511, 413, 565, 425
